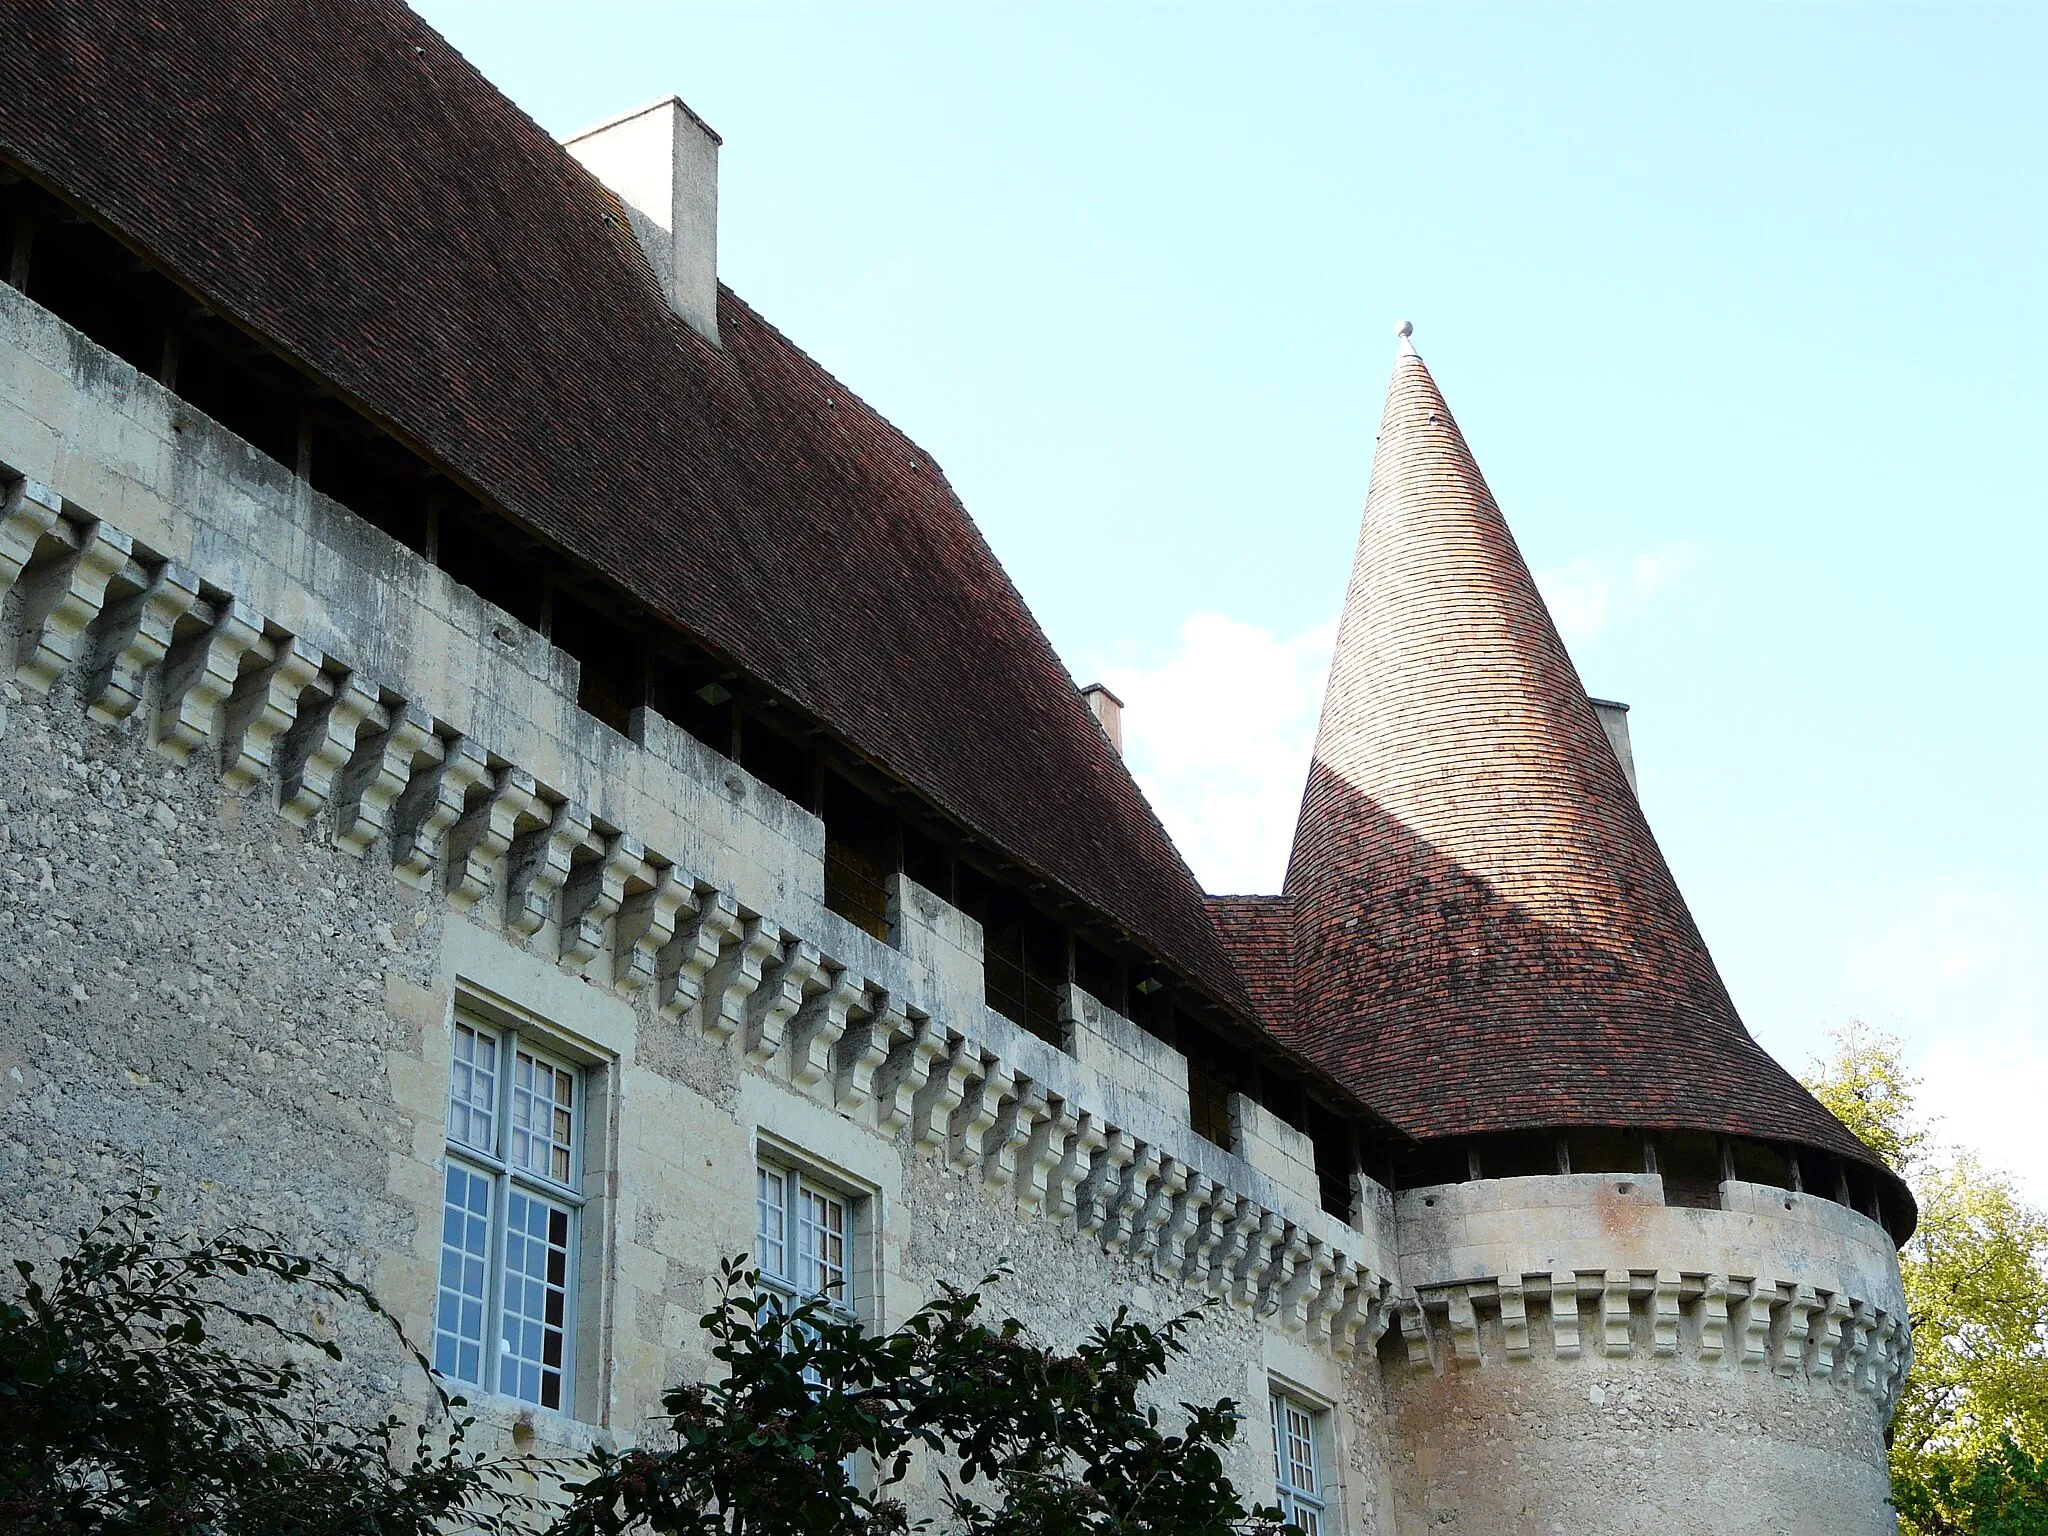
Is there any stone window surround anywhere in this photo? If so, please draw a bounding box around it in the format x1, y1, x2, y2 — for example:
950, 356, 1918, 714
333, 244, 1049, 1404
1268, 1381, 1332, 1535
439, 977, 619, 1426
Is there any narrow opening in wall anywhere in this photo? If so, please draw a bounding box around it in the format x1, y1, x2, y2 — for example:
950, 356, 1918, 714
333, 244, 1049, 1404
900, 820, 952, 900
553, 586, 643, 735
1730, 1137, 1791, 1190
1179, 1018, 1240, 1151
740, 711, 816, 808
1471, 1129, 1557, 1179
1657, 1130, 1722, 1209
1306, 1102, 1355, 1220
1565, 1127, 1641, 1175
823, 769, 894, 942
956, 863, 1065, 1046
307, 416, 433, 555
437, 499, 550, 632
1072, 936, 1125, 1017
1392, 1140, 1469, 1191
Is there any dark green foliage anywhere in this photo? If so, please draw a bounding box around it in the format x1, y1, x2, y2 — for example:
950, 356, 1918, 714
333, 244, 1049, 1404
0, 1191, 539, 1536
1892, 1437, 2048, 1536
558, 1257, 1292, 1536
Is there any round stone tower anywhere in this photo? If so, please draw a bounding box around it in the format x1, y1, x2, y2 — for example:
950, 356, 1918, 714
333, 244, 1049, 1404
1277, 326, 1913, 1534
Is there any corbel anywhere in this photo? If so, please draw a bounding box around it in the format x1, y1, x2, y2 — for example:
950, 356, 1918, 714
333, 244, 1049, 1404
613, 859, 692, 992
947, 1055, 1009, 1173
1015, 1095, 1073, 1216
1154, 1171, 1210, 1279
1205, 1197, 1257, 1300
745, 938, 826, 1068
872, 1010, 941, 1135
218, 633, 326, 792
700, 913, 783, 1043
1698, 1273, 1731, 1362
1734, 1277, 1776, 1369
1444, 1285, 1482, 1365
444, 764, 540, 912
1075, 1126, 1135, 1239
1102, 1143, 1161, 1255
560, 830, 647, 967
981, 1077, 1044, 1191
1280, 1238, 1336, 1337
1811, 1290, 1850, 1379
1306, 1253, 1355, 1342
909, 1033, 977, 1152
332, 700, 440, 856
1498, 1276, 1531, 1360
1548, 1272, 1583, 1359
153, 595, 265, 762
1360, 1277, 1396, 1354
85, 558, 200, 724
1600, 1269, 1634, 1359
835, 993, 908, 1115
1396, 1290, 1435, 1373
790, 963, 865, 1090
657, 887, 743, 1020
1840, 1297, 1874, 1390
277, 668, 381, 826
1049, 1111, 1107, 1224
12, 516, 130, 693
389, 733, 488, 888
0, 476, 61, 598
1777, 1283, 1819, 1377
1264, 1224, 1313, 1321
1231, 1209, 1283, 1310
1134, 1157, 1189, 1268
505, 795, 591, 939
1650, 1270, 1683, 1359
1184, 1185, 1234, 1289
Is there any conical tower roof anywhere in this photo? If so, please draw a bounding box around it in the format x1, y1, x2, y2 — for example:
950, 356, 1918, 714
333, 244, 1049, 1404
1279, 327, 1889, 1183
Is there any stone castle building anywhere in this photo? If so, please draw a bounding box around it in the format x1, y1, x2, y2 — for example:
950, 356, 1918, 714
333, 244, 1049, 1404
0, 5, 1910, 1531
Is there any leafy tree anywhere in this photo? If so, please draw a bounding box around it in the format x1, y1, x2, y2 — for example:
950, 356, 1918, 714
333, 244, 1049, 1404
1806, 1025, 2048, 1535
0, 1191, 540, 1536
557, 1257, 1291, 1536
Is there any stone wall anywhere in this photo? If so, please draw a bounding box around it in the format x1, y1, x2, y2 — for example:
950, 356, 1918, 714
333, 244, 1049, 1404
0, 279, 1401, 1531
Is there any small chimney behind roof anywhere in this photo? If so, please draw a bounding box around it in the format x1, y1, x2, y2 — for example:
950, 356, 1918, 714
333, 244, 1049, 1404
1589, 697, 1637, 796
1080, 683, 1124, 755
563, 96, 721, 345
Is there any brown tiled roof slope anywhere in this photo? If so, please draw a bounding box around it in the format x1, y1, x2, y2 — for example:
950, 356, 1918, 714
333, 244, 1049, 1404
1276, 338, 1903, 1195
0, 1, 1249, 1014
1204, 896, 1295, 1036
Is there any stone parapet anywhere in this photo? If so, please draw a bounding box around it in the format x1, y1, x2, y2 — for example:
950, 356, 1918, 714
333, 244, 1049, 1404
1391, 1173, 1909, 1406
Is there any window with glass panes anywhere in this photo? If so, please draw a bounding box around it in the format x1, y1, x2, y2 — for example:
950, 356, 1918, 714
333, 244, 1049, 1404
754, 1161, 851, 1313
434, 1015, 585, 1413
1270, 1389, 1328, 1535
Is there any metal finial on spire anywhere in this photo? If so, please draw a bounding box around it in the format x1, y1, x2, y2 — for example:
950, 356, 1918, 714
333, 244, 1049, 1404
1396, 319, 1417, 357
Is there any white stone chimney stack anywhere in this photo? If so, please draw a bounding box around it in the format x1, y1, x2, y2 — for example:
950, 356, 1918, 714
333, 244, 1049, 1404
1589, 696, 1637, 795
563, 96, 722, 345
1080, 683, 1124, 755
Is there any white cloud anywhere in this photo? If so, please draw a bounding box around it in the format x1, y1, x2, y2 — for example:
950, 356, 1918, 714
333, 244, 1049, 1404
1532, 541, 1699, 650
1098, 612, 1335, 895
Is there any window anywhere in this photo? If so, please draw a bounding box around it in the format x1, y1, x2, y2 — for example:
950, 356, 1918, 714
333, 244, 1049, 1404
1270, 1389, 1329, 1535
754, 1159, 852, 1314
435, 1014, 585, 1412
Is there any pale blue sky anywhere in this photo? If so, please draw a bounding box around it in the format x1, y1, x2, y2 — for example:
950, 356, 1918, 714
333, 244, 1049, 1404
415, 2, 2047, 1195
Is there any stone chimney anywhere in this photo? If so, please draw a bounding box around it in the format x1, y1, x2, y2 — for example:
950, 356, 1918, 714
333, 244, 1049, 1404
1589, 697, 1637, 795
1080, 683, 1123, 755
563, 96, 722, 345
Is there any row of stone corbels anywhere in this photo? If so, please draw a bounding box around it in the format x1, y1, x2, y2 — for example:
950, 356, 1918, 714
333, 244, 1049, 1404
1394, 1268, 1910, 1404
0, 478, 1395, 1358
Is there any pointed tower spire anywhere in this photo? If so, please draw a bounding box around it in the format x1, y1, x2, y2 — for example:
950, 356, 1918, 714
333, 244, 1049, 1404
1278, 325, 1893, 1185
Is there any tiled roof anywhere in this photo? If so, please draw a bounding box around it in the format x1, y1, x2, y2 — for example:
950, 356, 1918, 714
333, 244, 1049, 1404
1278, 338, 1907, 1200
0, 1, 1249, 1016
1204, 895, 1295, 1037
